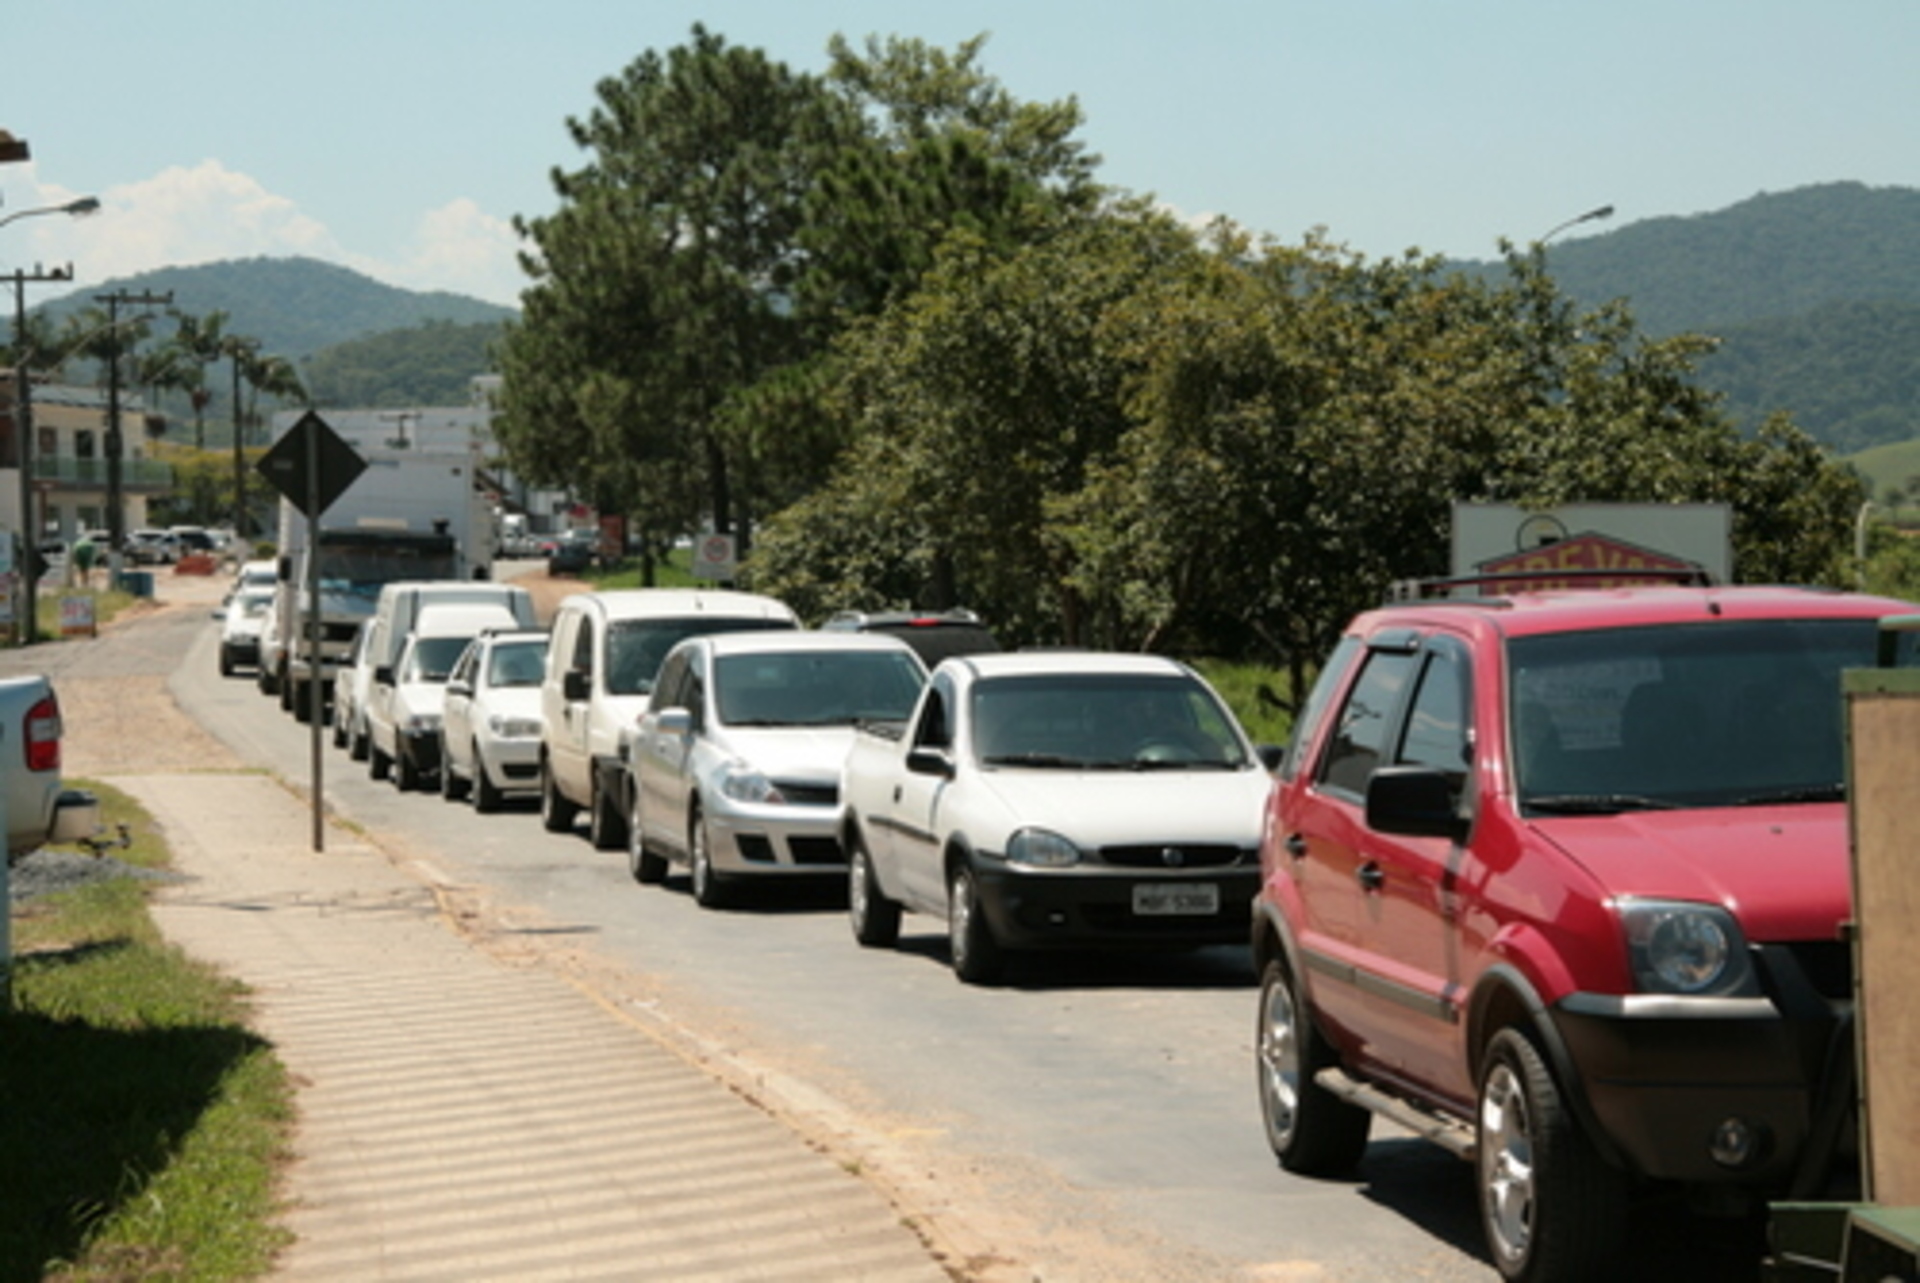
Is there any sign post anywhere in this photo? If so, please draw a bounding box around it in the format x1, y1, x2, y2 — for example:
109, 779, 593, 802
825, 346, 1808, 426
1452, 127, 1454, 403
256, 411, 367, 851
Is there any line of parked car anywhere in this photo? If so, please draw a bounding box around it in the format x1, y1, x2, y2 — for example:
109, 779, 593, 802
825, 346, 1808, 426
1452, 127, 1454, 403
209, 560, 1906, 1282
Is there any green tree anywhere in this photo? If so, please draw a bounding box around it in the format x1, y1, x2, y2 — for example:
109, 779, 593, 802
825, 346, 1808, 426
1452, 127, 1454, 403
166, 309, 232, 448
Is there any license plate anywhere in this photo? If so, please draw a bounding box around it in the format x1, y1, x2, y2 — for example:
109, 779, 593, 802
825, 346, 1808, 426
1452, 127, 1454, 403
1132, 882, 1220, 916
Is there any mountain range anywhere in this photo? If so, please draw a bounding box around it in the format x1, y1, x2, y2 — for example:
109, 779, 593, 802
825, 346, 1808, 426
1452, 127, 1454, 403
25, 181, 1920, 463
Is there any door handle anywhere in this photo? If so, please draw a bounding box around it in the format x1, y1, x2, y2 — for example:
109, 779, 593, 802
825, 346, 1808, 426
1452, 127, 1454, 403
1356, 861, 1385, 892
1283, 833, 1308, 859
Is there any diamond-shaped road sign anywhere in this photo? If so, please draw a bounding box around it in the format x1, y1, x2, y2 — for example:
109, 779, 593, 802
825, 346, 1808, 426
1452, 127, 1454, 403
256, 410, 367, 518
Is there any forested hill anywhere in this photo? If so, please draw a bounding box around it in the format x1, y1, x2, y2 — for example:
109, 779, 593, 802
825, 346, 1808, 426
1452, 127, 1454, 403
300, 320, 504, 409
1453, 183, 1920, 454
37, 256, 515, 361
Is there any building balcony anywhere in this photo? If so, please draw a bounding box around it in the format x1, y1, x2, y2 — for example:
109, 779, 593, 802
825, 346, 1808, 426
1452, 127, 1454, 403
30, 455, 174, 492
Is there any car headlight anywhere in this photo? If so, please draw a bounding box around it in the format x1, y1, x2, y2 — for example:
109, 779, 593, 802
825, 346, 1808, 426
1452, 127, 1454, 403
487, 715, 542, 738
719, 764, 785, 805
1006, 827, 1080, 868
1619, 900, 1758, 997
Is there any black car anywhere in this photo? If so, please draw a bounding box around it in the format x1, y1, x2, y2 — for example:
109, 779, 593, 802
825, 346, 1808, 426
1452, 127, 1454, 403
547, 530, 598, 576
820, 608, 1000, 665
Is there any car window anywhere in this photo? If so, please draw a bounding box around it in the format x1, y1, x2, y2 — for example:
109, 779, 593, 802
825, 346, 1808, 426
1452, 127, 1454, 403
1396, 644, 1472, 796
912, 676, 954, 750
487, 640, 546, 688
715, 649, 926, 726
1281, 636, 1361, 781
970, 672, 1249, 768
605, 617, 797, 696
1509, 617, 1884, 810
1319, 650, 1418, 797
408, 636, 473, 682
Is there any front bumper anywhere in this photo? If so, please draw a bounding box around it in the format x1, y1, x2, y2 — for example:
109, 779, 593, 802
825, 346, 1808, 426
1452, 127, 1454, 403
705, 802, 846, 875
476, 736, 541, 792
1552, 973, 1851, 1187
972, 855, 1259, 951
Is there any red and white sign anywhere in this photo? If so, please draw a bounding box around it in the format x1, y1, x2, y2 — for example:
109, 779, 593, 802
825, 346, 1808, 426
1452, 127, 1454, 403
692, 533, 737, 580
1452, 503, 1731, 590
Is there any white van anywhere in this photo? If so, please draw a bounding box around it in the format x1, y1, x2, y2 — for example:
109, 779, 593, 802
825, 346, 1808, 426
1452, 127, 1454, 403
366, 601, 523, 790
539, 589, 798, 848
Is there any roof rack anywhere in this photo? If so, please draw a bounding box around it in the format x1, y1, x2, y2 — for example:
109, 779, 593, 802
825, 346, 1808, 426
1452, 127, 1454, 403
1387, 564, 1713, 602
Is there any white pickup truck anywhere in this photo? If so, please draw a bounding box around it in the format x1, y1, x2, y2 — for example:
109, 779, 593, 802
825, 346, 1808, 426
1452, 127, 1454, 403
2, 674, 101, 861
839, 651, 1280, 983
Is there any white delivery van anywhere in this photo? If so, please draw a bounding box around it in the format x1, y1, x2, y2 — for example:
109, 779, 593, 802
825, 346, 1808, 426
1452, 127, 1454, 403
539, 589, 797, 849
365, 601, 523, 790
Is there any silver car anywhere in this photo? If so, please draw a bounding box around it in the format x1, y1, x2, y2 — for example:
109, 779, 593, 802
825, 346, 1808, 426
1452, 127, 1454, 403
439, 629, 550, 811
626, 632, 927, 907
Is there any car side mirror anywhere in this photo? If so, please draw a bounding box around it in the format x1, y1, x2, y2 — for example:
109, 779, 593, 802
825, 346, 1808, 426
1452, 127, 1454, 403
655, 707, 692, 737
446, 679, 471, 698
906, 746, 955, 779
563, 669, 591, 702
1366, 765, 1468, 842
1255, 743, 1285, 773
373, 665, 395, 686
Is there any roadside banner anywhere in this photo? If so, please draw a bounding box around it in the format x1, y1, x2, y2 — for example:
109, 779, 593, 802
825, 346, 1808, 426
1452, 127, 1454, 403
60, 595, 96, 638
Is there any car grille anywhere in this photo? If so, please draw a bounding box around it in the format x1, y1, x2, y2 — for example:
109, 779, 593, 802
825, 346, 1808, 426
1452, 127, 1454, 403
1098, 843, 1250, 869
777, 781, 837, 807
789, 836, 844, 865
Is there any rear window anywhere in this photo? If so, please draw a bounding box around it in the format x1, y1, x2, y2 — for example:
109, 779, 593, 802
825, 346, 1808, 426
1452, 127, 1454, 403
863, 621, 999, 665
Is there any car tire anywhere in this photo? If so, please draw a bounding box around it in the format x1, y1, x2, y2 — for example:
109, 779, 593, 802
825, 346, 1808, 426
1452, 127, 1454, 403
1256, 956, 1370, 1175
539, 758, 578, 833
848, 829, 901, 948
219, 646, 235, 678
395, 746, 421, 791
349, 721, 370, 762
588, 775, 628, 851
627, 793, 667, 884
331, 709, 348, 749
947, 862, 1005, 985
689, 809, 730, 908
440, 741, 468, 802
1477, 1027, 1626, 1283
473, 744, 504, 813
369, 743, 391, 782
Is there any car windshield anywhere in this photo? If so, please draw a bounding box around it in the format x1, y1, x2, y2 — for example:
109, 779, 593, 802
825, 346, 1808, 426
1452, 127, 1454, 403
486, 640, 546, 688
715, 649, 926, 726
605, 617, 796, 695
406, 636, 474, 683
1510, 618, 1917, 813
970, 673, 1250, 770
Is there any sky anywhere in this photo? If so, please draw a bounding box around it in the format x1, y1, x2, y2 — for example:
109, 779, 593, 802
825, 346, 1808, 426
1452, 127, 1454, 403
4, 1, 1916, 312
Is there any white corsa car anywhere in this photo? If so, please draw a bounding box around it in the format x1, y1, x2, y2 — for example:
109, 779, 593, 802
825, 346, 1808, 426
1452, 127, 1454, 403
626, 631, 928, 907
439, 629, 550, 812
217, 586, 276, 676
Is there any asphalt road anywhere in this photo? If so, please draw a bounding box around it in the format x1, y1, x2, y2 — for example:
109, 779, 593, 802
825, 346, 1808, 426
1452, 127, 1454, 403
22, 586, 1776, 1282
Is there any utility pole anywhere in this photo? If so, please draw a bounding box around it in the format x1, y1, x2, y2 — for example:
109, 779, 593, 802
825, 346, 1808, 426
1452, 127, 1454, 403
9, 264, 74, 644
96, 288, 172, 573
230, 337, 258, 543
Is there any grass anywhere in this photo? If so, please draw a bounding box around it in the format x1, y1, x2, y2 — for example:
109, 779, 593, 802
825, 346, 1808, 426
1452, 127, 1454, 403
1192, 660, 1295, 748
3, 781, 293, 1283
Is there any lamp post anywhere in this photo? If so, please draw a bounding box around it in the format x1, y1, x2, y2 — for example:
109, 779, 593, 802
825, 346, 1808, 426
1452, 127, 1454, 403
229, 337, 258, 545
5, 196, 99, 643
1537, 204, 1615, 247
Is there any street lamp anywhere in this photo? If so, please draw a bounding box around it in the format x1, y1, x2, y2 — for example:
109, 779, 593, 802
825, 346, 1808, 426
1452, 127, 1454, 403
6, 195, 100, 644
1537, 204, 1614, 246
0, 195, 102, 232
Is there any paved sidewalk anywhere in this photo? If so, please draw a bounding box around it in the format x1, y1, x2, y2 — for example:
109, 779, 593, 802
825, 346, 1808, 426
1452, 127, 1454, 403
133, 772, 954, 1282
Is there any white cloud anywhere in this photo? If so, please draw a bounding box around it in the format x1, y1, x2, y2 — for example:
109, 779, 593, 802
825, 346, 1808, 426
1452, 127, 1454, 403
348, 197, 529, 309
3, 160, 524, 309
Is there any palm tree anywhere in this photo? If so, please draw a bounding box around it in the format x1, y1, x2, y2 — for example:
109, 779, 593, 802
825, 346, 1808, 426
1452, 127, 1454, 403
168, 309, 231, 449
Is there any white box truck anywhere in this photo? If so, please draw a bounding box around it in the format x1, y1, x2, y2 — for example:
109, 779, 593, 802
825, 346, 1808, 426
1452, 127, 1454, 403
263, 442, 497, 723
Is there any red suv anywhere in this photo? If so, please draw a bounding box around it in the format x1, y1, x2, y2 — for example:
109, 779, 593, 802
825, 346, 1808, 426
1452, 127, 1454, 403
1252, 583, 1917, 1282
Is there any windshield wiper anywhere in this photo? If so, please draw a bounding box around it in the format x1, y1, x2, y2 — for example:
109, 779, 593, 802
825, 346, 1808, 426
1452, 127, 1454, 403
982, 753, 1089, 769
1731, 784, 1846, 806
1525, 793, 1683, 815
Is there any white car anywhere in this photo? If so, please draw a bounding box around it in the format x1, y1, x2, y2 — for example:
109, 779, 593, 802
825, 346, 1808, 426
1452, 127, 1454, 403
330, 619, 377, 757
840, 651, 1281, 982
367, 603, 521, 791
439, 629, 550, 812
540, 589, 800, 850
626, 632, 928, 905
217, 586, 276, 676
